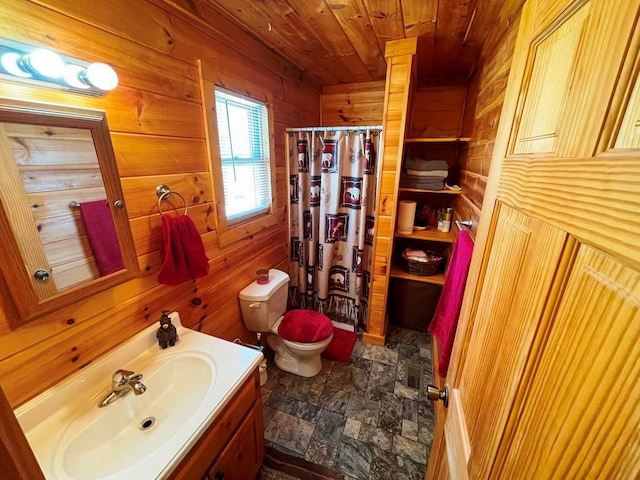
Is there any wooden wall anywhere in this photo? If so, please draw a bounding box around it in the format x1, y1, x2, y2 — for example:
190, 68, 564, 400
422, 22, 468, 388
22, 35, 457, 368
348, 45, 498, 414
0, 0, 320, 408
454, 4, 524, 235
321, 81, 385, 126
408, 86, 466, 139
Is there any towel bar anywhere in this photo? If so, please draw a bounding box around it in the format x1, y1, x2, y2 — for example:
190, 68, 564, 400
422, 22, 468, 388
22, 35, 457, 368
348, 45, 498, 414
232, 339, 264, 352
455, 219, 473, 230
156, 184, 188, 218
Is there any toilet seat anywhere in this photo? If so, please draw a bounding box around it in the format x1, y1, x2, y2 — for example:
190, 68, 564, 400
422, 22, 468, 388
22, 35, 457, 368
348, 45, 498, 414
277, 309, 333, 344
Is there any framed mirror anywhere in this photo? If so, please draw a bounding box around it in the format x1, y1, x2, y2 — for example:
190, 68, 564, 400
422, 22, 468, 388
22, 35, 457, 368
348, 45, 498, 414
0, 98, 138, 327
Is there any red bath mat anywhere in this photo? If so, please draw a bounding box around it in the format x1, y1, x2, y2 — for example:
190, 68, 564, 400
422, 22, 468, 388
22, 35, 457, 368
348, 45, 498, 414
322, 327, 357, 363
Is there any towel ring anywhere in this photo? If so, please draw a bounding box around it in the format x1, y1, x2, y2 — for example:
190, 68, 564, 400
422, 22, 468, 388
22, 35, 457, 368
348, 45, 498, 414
156, 184, 188, 218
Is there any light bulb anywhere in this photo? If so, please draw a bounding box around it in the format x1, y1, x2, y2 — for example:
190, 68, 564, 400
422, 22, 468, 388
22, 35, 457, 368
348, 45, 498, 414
85, 62, 118, 91
25, 49, 65, 78
1, 52, 31, 77
63, 64, 90, 89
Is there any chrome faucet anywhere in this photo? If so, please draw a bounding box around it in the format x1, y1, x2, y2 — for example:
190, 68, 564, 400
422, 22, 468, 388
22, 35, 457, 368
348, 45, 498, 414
98, 369, 146, 408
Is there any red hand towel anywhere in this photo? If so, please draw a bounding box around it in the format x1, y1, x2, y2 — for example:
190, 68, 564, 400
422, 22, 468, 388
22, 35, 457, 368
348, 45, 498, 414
429, 230, 474, 378
79, 200, 124, 276
157, 214, 210, 286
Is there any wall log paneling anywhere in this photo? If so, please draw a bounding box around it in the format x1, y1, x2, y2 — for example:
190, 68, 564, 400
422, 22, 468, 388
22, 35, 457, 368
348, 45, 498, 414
0, 0, 320, 407
321, 81, 385, 126
454, 4, 523, 237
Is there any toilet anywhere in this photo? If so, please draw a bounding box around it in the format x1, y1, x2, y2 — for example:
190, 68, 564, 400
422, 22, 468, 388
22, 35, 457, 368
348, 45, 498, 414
239, 269, 333, 377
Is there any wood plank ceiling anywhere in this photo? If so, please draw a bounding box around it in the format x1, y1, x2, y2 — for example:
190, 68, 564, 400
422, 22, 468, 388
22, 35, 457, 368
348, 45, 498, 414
173, 0, 517, 86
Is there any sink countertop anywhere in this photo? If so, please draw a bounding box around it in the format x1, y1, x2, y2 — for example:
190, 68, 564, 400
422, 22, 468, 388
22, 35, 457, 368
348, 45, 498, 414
14, 312, 264, 480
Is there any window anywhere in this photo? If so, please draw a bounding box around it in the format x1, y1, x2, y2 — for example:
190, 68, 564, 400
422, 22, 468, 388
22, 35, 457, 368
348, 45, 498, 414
214, 87, 271, 222
198, 61, 277, 245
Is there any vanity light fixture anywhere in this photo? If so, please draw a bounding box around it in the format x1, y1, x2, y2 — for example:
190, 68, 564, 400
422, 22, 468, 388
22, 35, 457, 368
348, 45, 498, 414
0, 37, 118, 96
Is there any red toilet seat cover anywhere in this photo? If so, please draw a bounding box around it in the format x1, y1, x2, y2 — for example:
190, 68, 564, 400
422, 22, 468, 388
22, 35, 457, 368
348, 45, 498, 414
278, 310, 333, 343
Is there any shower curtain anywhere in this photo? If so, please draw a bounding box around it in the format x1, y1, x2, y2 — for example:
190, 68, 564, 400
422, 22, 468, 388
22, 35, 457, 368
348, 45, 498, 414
286, 127, 382, 331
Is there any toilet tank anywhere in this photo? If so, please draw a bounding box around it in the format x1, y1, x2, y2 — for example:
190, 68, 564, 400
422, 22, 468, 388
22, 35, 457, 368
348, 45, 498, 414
239, 269, 290, 332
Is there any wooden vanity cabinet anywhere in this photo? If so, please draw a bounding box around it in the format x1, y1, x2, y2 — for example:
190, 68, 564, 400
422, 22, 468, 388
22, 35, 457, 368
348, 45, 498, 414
168, 369, 264, 480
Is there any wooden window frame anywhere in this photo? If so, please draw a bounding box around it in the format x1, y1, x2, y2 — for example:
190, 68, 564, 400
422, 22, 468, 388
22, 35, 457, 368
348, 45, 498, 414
198, 61, 277, 246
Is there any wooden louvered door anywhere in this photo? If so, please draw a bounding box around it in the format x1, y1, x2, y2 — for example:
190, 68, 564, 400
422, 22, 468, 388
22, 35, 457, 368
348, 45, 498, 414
427, 0, 640, 478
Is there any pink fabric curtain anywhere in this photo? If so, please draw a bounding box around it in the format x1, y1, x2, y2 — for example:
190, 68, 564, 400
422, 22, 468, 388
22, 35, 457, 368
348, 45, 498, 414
287, 128, 382, 331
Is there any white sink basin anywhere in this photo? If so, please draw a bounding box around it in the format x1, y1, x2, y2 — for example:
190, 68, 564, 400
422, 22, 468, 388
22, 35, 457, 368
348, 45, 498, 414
15, 312, 263, 480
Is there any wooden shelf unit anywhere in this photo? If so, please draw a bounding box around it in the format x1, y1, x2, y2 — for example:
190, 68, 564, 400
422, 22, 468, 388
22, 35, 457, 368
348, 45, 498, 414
389, 263, 445, 285
395, 226, 455, 243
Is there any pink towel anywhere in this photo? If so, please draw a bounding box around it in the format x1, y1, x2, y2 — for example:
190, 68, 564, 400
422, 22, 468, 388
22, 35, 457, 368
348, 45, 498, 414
429, 230, 474, 378
79, 200, 124, 276
157, 214, 209, 286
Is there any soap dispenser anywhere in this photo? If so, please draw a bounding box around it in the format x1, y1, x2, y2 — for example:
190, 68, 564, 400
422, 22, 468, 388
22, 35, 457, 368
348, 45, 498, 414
156, 310, 178, 349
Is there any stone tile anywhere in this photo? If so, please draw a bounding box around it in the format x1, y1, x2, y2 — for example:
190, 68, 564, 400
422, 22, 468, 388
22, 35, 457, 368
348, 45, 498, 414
397, 343, 421, 361
364, 362, 396, 401
403, 398, 419, 423
302, 387, 324, 406
420, 346, 432, 360
345, 394, 380, 427
289, 398, 322, 423
418, 421, 434, 446
264, 410, 315, 455
261, 326, 436, 480
321, 357, 337, 373
392, 434, 428, 465
311, 409, 346, 445
358, 423, 394, 452
416, 333, 432, 348
378, 392, 403, 433
262, 404, 275, 427
324, 363, 358, 394
266, 390, 322, 423
369, 446, 425, 480
287, 376, 314, 401
394, 381, 419, 400
396, 359, 408, 384
305, 438, 339, 469
351, 364, 372, 394
311, 371, 330, 392
264, 367, 294, 393
351, 340, 366, 358
317, 388, 350, 414
344, 418, 361, 439
362, 344, 398, 366
265, 391, 298, 414
418, 400, 435, 425
261, 388, 272, 404
351, 355, 373, 372
335, 436, 373, 480
402, 419, 419, 441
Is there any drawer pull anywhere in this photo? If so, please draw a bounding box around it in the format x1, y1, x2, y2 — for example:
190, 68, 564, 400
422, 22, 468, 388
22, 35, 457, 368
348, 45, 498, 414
214, 471, 224, 480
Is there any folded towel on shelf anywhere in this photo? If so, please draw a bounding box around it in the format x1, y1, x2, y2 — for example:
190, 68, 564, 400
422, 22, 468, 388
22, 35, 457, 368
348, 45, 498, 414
404, 158, 449, 171
404, 248, 427, 258
429, 230, 474, 378
399, 177, 445, 191
406, 169, 449, 177
79, 199, 124, 276
157, 214, 210, 286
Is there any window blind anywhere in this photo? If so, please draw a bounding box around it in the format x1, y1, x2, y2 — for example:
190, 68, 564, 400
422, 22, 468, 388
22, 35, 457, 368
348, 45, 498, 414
214, 87, 272, 222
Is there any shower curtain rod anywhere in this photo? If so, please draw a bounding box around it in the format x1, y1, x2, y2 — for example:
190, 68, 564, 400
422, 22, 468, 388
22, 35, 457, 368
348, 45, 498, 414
286, 125, 383, 132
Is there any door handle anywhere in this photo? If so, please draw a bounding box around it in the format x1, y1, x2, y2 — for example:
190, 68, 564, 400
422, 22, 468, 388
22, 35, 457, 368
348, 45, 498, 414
426, 384, 449, 408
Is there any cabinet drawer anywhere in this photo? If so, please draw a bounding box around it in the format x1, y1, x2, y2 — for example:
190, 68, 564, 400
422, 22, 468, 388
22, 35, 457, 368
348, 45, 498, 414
168, 371, 260, 480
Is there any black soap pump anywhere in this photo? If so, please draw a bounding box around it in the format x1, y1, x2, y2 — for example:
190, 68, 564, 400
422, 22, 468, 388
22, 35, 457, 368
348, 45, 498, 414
156, 310, 178, 349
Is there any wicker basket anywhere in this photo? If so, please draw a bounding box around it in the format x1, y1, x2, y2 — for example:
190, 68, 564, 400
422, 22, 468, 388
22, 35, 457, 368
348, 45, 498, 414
401, 251, 443, 276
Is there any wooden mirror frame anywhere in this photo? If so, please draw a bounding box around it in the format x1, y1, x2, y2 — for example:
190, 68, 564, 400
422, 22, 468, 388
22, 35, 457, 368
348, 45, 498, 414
0, 98, 138, 328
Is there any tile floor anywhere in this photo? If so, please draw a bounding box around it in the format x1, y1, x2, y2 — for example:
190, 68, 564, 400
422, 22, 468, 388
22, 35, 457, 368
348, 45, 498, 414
260, 325, 436, 480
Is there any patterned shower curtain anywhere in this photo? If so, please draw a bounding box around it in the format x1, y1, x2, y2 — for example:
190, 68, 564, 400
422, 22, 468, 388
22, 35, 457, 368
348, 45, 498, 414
287, 127, 382, 331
